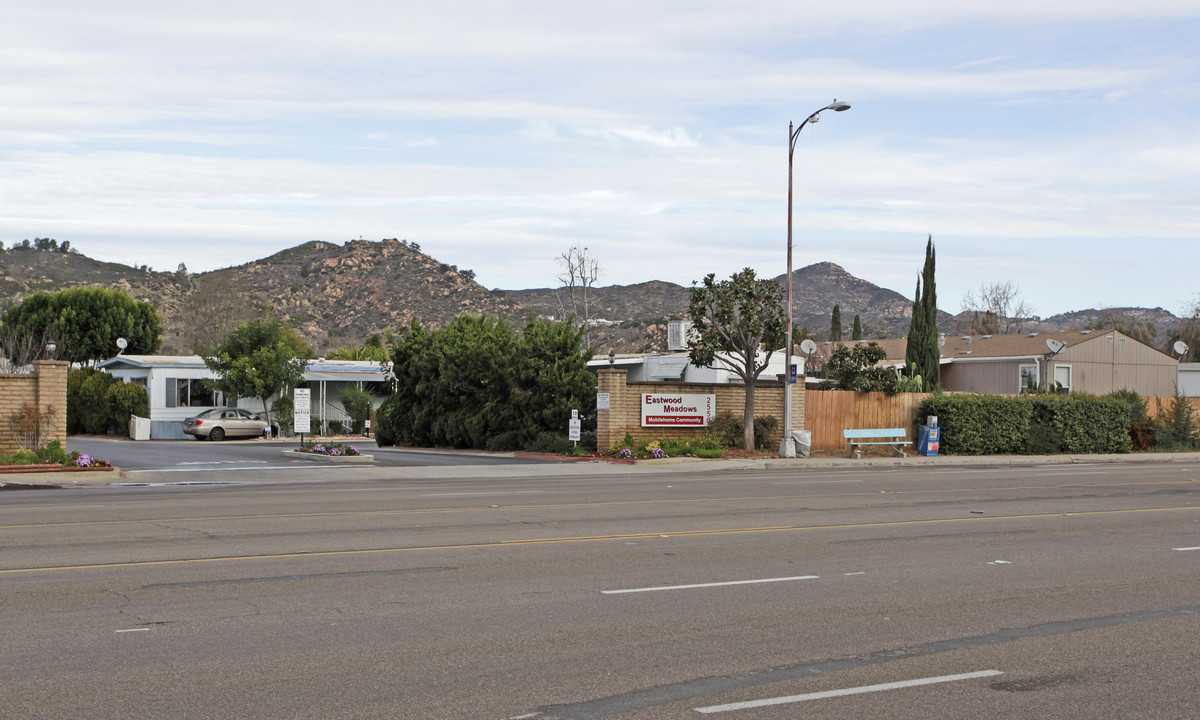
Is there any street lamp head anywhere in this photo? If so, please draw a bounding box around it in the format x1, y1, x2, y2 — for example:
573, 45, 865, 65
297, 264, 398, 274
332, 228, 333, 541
827, 100, 851, 112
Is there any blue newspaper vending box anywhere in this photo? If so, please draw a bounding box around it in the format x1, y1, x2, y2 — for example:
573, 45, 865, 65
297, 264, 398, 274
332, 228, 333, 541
917, 421, 940, 457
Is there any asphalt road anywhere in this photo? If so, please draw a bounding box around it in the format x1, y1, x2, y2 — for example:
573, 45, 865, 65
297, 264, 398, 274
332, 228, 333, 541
2, 461, 1198, 719
65, 436, 574, 475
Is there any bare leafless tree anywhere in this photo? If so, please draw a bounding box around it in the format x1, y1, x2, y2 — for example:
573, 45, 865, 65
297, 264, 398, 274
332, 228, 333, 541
555, 246, 601, 348
0, 323, 59, 370
1171, 298, 1200, 362
961, 281, 1033, 335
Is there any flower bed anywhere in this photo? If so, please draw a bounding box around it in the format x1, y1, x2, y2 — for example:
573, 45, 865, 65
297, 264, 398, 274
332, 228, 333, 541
283, 441, 374, 463
298, 441, 362, 457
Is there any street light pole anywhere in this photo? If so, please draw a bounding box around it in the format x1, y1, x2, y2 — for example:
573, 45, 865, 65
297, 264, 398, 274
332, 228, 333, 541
782, 99, 850, 457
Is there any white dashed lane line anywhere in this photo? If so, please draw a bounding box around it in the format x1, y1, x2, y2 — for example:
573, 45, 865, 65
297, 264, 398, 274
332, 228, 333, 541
694, 670, 1005, 714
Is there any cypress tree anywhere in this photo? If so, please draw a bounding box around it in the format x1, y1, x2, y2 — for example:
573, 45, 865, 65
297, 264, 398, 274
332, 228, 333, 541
830, 304, 842, 341
905, 236, 940, 391
852, 314, 863, 340
920, 236, 939, 390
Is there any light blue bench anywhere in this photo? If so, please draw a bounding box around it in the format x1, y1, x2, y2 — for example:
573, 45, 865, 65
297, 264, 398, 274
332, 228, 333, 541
843, 428, 911, 458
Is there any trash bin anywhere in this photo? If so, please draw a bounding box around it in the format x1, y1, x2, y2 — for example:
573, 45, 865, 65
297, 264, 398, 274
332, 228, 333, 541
792, 430, 812, 459
130, 415, 151, 441
917, 420, 939, 457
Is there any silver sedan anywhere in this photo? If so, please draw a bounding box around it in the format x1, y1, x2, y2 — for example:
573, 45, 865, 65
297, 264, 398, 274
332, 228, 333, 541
182, 408, 269, 441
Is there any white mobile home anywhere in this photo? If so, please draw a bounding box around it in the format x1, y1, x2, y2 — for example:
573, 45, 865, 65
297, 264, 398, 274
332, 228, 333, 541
97, 355, 392, 439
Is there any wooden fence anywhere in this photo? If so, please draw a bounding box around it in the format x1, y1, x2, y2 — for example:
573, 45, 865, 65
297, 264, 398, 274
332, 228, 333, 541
803, 391, 1200, 452
803, 391, 930, 451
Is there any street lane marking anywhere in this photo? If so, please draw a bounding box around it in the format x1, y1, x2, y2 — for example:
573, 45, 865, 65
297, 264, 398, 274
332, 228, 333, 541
5, 505, 1199, 575
422, 491, 545, 497
4, 479, 1195, 528
770, 479, 863, 485
603, 575, 818, 595
115, 628, 149, 633
1174, 546, 1200, 551
694, 670, 1004, 714
124, 465, 329, 474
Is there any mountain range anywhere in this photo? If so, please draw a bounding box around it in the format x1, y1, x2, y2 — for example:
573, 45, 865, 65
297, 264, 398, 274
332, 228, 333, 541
0, 239, 1186, 355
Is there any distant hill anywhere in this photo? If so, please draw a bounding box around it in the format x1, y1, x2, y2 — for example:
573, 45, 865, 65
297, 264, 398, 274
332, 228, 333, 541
0, 240, 1185, 355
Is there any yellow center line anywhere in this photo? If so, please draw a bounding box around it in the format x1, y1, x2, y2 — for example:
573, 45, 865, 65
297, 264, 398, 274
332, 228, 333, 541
2, 479, 1195, 530
3, 505, 1196, 575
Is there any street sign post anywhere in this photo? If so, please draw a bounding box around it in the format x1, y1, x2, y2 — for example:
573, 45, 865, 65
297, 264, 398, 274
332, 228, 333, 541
569, 409, 581, 445
294, 388, 311, 447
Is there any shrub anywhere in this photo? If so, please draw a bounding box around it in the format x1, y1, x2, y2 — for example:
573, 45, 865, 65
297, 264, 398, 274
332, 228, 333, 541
107, 381, 148, 435
707, 413, 744, 447
752, 416, 778, 450
373, 394, 401, 446
35, 440, 70, 465
1108, 389, 1156, 450
271, 395, 294, 435
485, 430, 523, 452
526, 431, 571, 454
78, 371, 119, 434
700, 412, 777, 450
918, 394, 1031, 455
1155, 392, 1199, 450
1028, 394, 1132, 454
918, 393, 1132, 455
340, 386, 373, 434
66, 367, 101, 434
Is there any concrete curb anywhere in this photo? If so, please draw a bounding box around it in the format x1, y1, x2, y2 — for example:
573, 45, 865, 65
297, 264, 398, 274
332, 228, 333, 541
6, 450, 1198, 488
280, 450, 375, 463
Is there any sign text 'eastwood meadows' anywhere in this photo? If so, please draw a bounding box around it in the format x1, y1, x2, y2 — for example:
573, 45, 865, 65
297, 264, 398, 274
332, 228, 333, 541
641, 393, 716, 427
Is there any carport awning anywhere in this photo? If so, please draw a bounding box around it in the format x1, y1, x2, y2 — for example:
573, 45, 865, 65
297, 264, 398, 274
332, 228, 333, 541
647, 356, 689, 379
303, 363, 392, 382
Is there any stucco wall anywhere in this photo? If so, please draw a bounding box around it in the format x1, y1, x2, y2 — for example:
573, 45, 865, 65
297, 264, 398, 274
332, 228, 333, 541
595, 368, 803, 450
0, 360, 69, 455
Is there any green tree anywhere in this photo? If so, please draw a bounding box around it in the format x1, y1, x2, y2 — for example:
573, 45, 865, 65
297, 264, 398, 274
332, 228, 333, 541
830, 304, 842, 341
204, 320, 309, 430
514, 314, 597, 447
340, 386, 374, 433
329, 333, 389, 362
905, 236, 940, 391
377, 314, 594, 450
2, 288, 162, 365
1171, 302, 1200, 362
823, 342, 901, 395
1085, 309, 1159, 348
687, 268, 787, 450
852, 314, 863, 341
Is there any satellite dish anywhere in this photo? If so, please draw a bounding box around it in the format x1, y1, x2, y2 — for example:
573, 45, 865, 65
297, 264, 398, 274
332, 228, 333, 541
800, 339, 818, 356
1045, 339, 1066, 355
116, 337, 128, 354
1174, 340, 1189, 357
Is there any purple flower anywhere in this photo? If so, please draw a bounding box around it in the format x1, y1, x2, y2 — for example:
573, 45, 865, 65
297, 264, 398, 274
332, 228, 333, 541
75, 454, 94, 468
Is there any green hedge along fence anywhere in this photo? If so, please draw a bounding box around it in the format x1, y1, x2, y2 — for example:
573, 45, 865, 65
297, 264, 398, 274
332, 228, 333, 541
916, 394, 1133, 455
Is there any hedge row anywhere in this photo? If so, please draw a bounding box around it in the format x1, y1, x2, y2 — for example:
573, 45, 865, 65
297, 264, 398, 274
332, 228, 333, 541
67, 367, 149, 435
916, 394, 1132, 455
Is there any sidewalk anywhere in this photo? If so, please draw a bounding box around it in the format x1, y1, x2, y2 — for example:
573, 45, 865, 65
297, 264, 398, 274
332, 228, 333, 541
4, 449, 1199, 489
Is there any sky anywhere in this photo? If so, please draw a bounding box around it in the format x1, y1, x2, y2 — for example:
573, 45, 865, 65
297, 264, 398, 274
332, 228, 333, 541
2, 1, 1198, 319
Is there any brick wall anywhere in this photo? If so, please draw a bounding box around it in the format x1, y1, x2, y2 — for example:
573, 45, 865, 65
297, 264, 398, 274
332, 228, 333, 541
0, 361, 69, 455
596, 368, 803, 450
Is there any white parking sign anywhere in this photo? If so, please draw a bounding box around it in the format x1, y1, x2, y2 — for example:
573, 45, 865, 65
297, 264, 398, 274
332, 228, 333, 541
293, 388, 311, 432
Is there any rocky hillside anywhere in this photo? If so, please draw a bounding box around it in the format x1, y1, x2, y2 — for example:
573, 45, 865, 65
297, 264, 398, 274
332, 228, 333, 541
1, 240, 1186, 355
1, 240, 523, 354
175, 240, 523, 353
